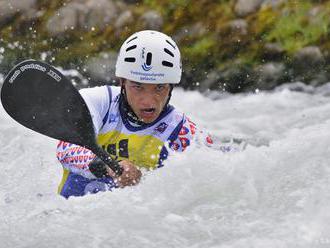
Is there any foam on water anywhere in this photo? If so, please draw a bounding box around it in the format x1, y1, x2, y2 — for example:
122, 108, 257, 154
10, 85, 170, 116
1, 80, 330, 248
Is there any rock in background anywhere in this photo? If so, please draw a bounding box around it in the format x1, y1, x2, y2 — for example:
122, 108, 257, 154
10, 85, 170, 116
0, 0, 330, 92
0, 0, 39, 26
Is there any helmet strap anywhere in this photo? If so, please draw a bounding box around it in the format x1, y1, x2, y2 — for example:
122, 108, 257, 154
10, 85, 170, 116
120, 86, 146, 126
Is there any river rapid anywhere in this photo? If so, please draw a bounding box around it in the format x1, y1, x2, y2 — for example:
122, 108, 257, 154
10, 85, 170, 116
1, 74, 330, 248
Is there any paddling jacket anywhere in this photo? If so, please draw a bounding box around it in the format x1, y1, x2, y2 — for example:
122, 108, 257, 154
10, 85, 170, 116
56, 86, 214, 180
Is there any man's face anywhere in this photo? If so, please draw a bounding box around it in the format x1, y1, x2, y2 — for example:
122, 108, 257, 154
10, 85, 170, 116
122, 79, 171, 123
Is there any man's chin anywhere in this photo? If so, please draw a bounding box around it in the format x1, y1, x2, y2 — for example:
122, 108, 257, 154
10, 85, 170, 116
140, 117, 157, 124
138, 113, 159, 123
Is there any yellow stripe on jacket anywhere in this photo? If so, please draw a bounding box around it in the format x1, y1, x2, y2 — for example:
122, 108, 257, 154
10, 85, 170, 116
97, 130, 164, 170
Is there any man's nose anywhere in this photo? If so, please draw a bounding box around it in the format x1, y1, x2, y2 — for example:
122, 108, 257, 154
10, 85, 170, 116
139, 89, 158, 106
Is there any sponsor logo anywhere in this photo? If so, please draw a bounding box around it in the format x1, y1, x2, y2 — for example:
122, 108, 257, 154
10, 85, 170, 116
142, 63, 152, 71
130, 70, 165, 82
20, 63, 46, 73
154, 122, 168, 133
9, 70, 21, 84
9, 63, 48, 83
47, 69, 61, 82
141, 48, 152, 71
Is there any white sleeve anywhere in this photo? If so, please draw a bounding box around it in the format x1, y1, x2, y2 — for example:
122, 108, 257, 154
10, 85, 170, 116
79, 86, 110, 134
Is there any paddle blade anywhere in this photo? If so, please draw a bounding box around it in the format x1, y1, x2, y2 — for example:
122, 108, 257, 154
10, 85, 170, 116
0, 60, 96, 148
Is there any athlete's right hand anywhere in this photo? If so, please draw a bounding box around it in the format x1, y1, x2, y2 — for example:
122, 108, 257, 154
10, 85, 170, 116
107, 160, 142, 188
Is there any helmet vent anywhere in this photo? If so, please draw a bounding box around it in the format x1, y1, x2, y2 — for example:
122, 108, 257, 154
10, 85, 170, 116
126, 36, 138, 44
146, 52, 152, 65
124, 57, 136, 62
162, 61, 173, 67
126, 45, 137, 52
166, 40, 176, 49
164, 48, 174, 57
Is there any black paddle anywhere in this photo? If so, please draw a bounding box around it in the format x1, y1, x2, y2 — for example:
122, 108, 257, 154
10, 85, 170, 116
0, 59, 123, 176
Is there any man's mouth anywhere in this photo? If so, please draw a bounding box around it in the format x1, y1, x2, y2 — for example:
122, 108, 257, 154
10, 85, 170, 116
140, 108, 157, 119
142, 108, 155, 113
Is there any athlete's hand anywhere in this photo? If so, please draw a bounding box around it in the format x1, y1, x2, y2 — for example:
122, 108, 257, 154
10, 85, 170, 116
107, 160, 142, 188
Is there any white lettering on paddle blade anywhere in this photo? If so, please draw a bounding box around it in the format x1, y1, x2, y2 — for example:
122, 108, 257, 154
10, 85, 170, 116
47, 69, 62, 82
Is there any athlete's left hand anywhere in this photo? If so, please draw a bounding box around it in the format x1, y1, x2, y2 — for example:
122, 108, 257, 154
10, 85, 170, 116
107, 160, 142, 188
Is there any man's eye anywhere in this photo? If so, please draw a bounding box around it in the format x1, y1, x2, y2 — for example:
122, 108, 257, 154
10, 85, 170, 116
156, 85, 165, 91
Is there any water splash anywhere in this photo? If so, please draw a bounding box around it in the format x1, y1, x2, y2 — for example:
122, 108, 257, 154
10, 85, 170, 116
0, 80, 330, 247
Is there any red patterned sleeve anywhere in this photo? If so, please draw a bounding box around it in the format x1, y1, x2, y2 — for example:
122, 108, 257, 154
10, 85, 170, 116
56, 141, 97, 179
169, 117, 214, 152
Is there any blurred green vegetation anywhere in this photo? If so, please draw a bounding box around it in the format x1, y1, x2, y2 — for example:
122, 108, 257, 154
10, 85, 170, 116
264, 1, 329, 53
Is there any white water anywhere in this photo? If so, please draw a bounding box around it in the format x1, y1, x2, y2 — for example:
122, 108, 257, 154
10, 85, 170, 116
1, 78, 330, 248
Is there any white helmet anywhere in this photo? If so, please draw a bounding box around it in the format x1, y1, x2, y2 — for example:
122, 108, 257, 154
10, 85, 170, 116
115, 30, 182, 84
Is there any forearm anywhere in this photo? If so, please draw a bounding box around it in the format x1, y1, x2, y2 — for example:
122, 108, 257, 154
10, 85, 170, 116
56, 141, 97, 179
